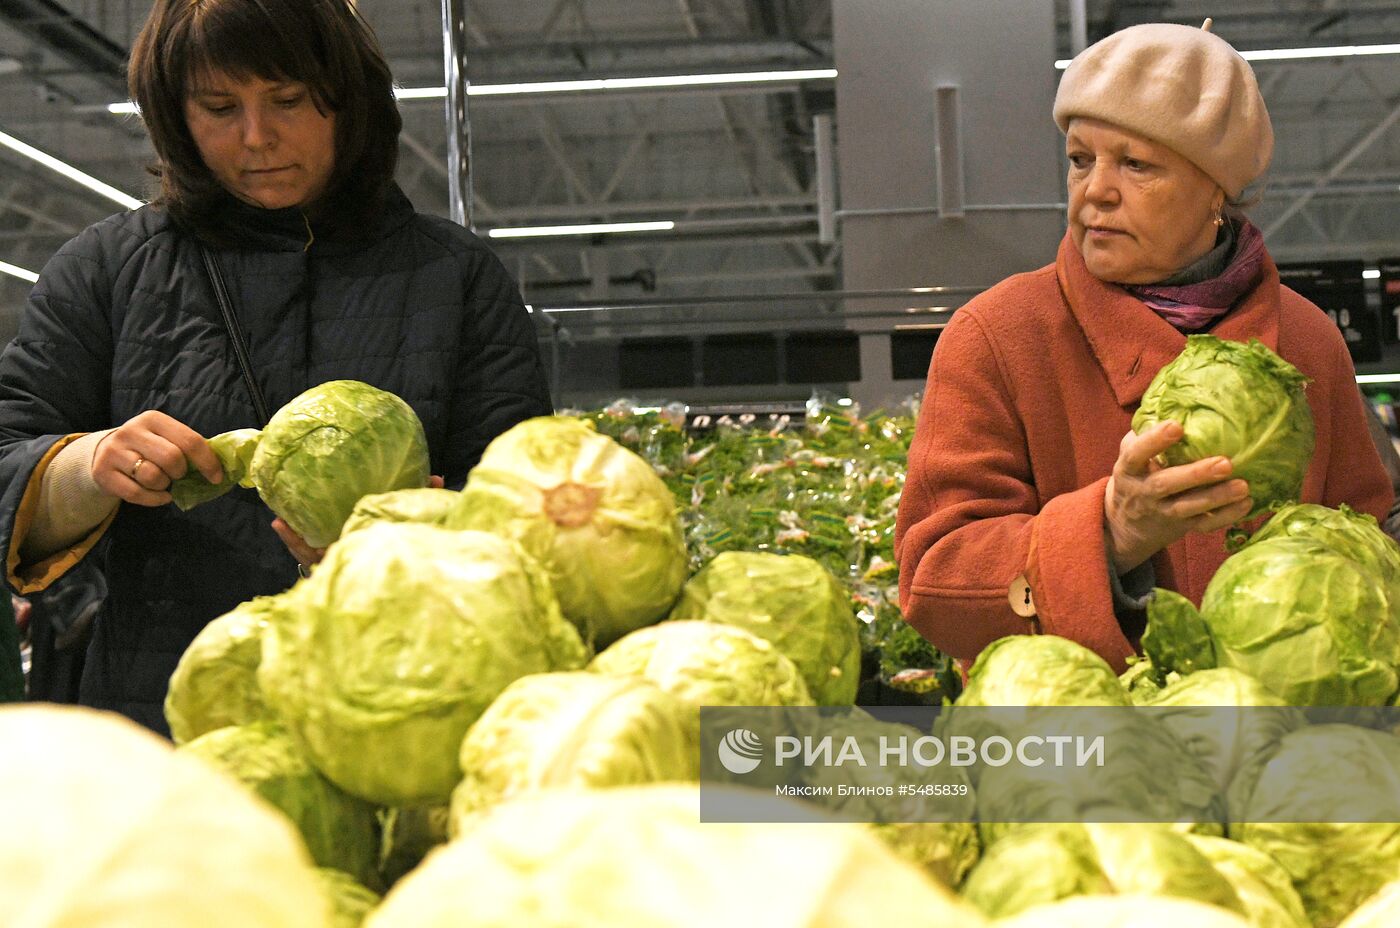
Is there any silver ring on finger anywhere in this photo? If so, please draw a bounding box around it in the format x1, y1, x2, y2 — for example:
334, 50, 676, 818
129, 457, 146, 481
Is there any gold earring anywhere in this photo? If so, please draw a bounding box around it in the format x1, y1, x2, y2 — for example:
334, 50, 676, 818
1213, 209, 1224, 228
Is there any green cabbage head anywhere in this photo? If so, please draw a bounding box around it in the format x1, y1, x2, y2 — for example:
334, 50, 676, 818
1183, 835, 1310, 928
969, 708, 1223, 847
313, 869, 380, 928
0, 704, 331, 928
796, 709, 979, 888
180, 721, 380, 889
1234, 725, 1400, 927
368, 785, 986, 928
666, 551, 860, 705
251, 380, 430, 547
446, 416, 687, 647
449, 672, 697, 827
590, 620, 814, 718
258, 523, 588, 806
1341, 879, 1400, 928
340, 488, 459, 536
1201, 537, 1400, 705
1131, 335, 1314, 518
1145, 668, 1304, 819
955, 634, 1132, 707
960, 823, 1244, 920
1239, 502, 1400, 582
994, 894, 1252, 928
165, 594, 286, 744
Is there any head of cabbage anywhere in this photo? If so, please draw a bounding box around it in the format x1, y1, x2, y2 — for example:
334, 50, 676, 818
340, 488, 460, 537
445, 416, 687, 647
1144, 669, 1304, 820
665, 551, 860, 705
258, 523, 588, 806
992, 894, 1252, 928
589, 620, 814, 716
960, 823, 1244, 920
955, 635, 1132, 707
1237, 502, 1400, 583
252, 380, 431, 548
1233, 724, 1400, 928
449, 671, 698, 828
370, 785, 987, 928
0, 705, 331, 928
1183, 834, 1310, 928
165, 594, 285, 744
179, 721, 381, 889
1147, 537, 1400, 705
1131, 335, 1314, 518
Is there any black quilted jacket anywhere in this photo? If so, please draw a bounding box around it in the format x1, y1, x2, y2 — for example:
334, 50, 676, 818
0, 185, 552, 733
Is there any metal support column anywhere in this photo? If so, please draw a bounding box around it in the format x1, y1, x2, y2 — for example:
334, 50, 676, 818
441, 0, 473, 228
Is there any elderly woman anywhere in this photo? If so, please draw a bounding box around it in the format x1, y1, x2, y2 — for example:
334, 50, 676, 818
0, 0, 551, 731
894, 23, 1393, 671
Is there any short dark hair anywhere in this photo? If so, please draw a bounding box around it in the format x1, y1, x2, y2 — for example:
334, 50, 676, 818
128, 0, 402, 238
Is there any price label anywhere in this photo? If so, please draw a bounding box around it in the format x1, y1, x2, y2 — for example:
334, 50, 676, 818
686, 408, 805, 432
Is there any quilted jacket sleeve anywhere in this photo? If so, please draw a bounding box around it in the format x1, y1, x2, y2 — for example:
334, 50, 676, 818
445, 245, 552, 487
893, 309, 1135, 670
0, 221, 120, 594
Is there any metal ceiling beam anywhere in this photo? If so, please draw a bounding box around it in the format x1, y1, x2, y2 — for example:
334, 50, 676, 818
1264, 95, 1400, 237
0, 0, 128, 96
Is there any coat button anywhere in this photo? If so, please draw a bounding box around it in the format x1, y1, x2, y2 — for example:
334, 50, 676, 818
1008, 574, 1037, 617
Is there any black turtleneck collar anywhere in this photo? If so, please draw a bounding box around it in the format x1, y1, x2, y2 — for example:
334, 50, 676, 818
204, 183, 416, 255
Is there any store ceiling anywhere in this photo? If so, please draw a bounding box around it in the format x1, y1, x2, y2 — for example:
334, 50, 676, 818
0, 0, 1398, 330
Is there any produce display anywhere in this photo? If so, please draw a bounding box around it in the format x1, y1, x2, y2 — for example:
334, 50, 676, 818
13, 345, 1400, 927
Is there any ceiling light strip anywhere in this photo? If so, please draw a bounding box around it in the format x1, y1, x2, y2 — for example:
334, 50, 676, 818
106, 68, 837, 113
1055, 42, 1400, 69
488, 220, 675, 239
0, 129, 143, 209
0, 260, 39, 283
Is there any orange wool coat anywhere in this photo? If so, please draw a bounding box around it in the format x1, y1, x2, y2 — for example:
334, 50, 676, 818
894, 233, 1394, 672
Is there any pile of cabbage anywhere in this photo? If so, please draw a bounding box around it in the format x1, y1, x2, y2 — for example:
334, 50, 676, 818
148, 401, 891, 924
26, 363, 1400, 927
932, 632, 1400, 928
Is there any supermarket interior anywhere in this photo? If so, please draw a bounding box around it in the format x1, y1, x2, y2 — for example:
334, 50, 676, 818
3, 2, 1400, 927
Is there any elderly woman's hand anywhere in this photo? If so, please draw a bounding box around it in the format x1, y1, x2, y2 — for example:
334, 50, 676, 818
1104, 420, 1253, 573
91, 410, 223, 507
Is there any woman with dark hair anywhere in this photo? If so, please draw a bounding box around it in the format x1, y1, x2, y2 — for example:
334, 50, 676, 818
0, 0, 552, 733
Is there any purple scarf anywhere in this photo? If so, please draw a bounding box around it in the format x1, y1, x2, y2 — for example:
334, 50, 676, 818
1125, 221, 1268, 332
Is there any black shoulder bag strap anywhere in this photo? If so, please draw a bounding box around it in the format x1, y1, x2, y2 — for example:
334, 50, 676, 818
200, 245, 272, 425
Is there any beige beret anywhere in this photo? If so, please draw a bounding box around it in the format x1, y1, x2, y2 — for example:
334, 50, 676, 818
1053, 23, 1273, 198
